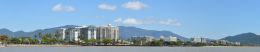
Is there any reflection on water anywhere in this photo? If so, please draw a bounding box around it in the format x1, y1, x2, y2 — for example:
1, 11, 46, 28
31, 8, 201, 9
0, 46, 259, 52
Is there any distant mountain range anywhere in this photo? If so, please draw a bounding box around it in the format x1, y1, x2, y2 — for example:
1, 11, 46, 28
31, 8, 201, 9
2, 25, 260, 45
118, 26, 189, 41
0, 25, 79, 37
0, 25, 188, 41
221, 32, 260, 46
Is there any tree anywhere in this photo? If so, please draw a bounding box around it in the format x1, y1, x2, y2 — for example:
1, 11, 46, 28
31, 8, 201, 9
150, 40, 163, 46
40, 33, 63, 44
10, 38, 20, 44
41, 34, 53, 44
193, 43, 206, 46
24, 38, 31, 44
89, 38, 97, 45
31, 39, 39, 44
83, 39, 89, 44
0, 35, 8, 43
183, 41, 192, 46
102, 39, 112, 45
159, 39, 164, 42
170, 41, 183, 46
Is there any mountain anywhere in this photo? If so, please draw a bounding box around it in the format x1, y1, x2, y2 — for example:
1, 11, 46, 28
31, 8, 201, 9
119, 26, 188, 41
0, 25, 188, 41
29, 25, 80, 36
221, 32, 260, 46
0, 28, 29, 37
0, 25, 80, 37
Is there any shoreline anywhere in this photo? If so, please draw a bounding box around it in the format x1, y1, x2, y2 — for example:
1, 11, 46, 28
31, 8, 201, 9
2, 44, 259, 48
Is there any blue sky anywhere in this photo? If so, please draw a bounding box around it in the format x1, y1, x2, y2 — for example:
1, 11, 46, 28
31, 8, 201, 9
0, 0, 260, 39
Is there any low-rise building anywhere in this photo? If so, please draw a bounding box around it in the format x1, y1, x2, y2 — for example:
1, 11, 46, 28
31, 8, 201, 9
130, 36, 154, 45
169, 36, 177, 42
214, 40, 240, 46
191, 37, 207, 43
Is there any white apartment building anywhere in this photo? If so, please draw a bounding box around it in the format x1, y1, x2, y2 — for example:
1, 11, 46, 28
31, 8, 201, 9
57, 24, 119, 42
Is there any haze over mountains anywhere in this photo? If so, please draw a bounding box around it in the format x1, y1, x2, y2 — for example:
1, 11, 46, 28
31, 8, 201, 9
0, 25, 188, 41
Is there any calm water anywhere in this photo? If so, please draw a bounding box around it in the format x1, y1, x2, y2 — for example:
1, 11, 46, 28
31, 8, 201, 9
0, 46, 259, 52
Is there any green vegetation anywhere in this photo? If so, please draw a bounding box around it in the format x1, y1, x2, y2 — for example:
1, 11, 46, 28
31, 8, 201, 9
40, 33, 63, 44
167, 41, 183, 46
0, 33, 63, 45
0, 35, 8, 43
102, 39, 112, 45
150, 39, 164, 46
0, 34, 240, 46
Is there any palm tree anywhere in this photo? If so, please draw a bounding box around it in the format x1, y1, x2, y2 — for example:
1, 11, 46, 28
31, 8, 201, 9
10, 38, 19, 44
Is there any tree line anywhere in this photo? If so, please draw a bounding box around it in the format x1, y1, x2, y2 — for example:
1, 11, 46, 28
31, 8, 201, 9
0, 34, 240, 46
0, 33, 114, 46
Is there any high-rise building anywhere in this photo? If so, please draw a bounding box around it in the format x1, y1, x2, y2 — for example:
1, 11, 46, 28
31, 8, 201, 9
57, 28, 66, 40
57, 24, 119, 42
79, 25, 97, 40
96, 24, 119, 41
63, 28, 81, 41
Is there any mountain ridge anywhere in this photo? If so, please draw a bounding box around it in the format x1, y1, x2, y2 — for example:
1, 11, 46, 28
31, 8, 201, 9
118, 26, 188, 41
221, 32, 260, 46
0, 25, 188, 41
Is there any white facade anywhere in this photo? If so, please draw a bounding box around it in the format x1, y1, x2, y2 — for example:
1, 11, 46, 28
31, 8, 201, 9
94, 30, 97, 39
59, 24, 119, 42
131, 36, 154, 45
74, 31, 79, 41
60, 28, 66, 40
88, 30, 91, 39
169, 36, 177, 42
192, 37, 207, 43
87, 30, 97, 39
160, 35, 165, 39
96, 24, 119, 41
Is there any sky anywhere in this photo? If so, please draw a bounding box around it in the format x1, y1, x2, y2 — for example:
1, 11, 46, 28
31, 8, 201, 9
0, 0, 260, 39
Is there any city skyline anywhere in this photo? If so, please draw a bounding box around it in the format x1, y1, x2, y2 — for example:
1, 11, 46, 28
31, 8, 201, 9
0, 0, 260, 39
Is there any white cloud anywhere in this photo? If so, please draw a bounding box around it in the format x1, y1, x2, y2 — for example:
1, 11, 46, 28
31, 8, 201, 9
52, 4, 62, 12
64, 6, 75, 12
114, 18, 123, 22
122, 18, 142, 25
114, 18, 181, 26
98, 3, 116, 11
159, 19, 182, 26
114, 18, 141, 25
122, 1, 147, 10
52, 3, 76, 12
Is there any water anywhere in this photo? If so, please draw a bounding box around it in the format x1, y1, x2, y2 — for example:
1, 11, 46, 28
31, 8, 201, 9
0, 46, 259, 52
